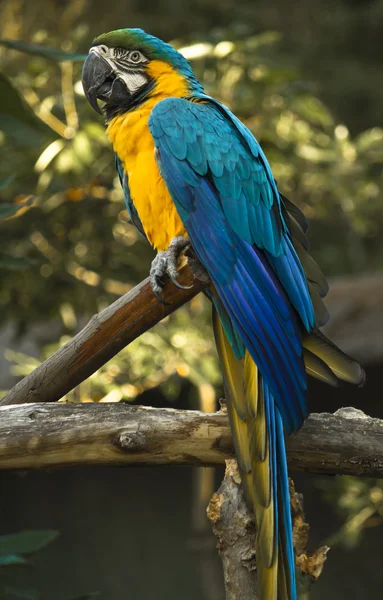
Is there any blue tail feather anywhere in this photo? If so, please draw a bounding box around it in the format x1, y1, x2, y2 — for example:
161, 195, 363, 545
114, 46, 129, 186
266, 380, 297, 600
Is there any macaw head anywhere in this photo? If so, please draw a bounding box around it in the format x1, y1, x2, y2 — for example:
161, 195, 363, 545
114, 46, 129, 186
82, 28, 204, 118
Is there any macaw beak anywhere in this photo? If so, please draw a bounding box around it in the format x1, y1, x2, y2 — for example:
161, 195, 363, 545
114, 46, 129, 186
82, 51, 114, 115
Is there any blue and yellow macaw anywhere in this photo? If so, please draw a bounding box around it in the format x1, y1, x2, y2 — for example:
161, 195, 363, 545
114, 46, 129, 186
82, 28, 365, 599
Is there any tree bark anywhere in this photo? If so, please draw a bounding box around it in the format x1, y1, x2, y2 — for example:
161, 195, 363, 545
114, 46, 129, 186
206, 462, 329, 600
0, 404, 382, 476
290, 479, 329, 599
207, 459, 258, 600
0, 264, 207, 407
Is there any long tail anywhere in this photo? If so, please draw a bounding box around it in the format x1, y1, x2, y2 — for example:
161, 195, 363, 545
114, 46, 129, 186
210, 192, 365, 599
213, 310, 295, 600
213, 308, 364, 600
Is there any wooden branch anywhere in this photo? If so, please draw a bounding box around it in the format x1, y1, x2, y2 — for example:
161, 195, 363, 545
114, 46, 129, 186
207, 462, 328, 600
207, 459, 258, 600
0, 264, 207, 407
291, 479, 329, 598
0, 404, 382, 476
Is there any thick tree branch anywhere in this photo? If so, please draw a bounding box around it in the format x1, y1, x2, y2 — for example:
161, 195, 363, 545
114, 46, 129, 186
0, 264, 207, 407
207, 459, 258, 600
0, 404, 382, 476
207, 463, 328, 600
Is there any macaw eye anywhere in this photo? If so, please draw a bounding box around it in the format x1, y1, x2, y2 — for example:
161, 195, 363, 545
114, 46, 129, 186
128, 50, 145, 64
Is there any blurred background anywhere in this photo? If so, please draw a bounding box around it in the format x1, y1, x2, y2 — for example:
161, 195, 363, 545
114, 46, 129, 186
0, 0, 382, 598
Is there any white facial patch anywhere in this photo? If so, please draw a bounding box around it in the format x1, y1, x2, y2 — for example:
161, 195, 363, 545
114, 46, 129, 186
90, 45, 116, 65
118, 72, 148, 94
89, 45, 148, 95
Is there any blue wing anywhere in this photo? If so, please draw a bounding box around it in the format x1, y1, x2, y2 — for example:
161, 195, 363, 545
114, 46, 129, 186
115, 154, 146, 239
149, 96, 316, 434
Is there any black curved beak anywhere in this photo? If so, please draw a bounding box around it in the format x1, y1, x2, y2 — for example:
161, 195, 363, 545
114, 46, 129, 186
82, 51, 114, 115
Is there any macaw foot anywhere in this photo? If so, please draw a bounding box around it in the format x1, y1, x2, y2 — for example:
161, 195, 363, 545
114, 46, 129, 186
150, 236, 193, 303
184, 246, 210, 284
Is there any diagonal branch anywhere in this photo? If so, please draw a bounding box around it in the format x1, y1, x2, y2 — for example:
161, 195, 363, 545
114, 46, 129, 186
0, 264, 207, 407
0, 404, 382, 477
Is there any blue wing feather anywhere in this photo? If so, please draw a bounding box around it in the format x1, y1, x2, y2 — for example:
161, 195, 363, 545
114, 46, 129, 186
115, 155, 146, 239
149, 96, 318, 432
149, 97, 316, 432
156, 138, 307, 433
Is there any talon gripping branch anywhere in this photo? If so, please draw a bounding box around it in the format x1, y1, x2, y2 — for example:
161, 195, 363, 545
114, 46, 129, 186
82, 28, 365, 600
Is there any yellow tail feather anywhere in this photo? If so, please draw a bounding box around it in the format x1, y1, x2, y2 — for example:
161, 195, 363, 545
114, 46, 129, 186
213, 309, 290, 600
303, 330, 365, 386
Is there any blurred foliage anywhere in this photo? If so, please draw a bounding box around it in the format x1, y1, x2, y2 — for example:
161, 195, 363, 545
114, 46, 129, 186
0, 528, 99, 598
318, 476, 383, 549
5, 294, 219, 404
0, 529, 58, 599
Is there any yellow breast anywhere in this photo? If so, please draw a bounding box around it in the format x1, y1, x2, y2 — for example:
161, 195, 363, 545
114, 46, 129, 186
106, 61, 189, 252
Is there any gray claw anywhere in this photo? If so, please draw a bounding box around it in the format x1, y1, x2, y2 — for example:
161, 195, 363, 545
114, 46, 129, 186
150, 236, 192, 301
169, 272, 193, 290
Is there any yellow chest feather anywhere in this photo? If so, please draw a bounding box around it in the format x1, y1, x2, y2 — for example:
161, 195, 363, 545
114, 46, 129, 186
107, 64, 189, 252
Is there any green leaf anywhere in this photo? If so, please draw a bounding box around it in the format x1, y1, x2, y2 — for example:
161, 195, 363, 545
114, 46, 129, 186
292, 94, 334, 128
0, 204, 21, 219
0, 39, 86, 62
355, 127, 383, 153
0, 255, 36, 270
0, 196, 37, 221
3, 586, 39, 600
0, 554, 26, 566
245, 31, 282, 50
0, 530, 59, 556
0, 175, 15, 191
0, 72, 56, 147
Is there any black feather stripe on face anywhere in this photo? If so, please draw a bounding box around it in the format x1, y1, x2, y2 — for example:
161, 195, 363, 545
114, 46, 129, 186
103, 78, 156, 120
111, 47, 148, 70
